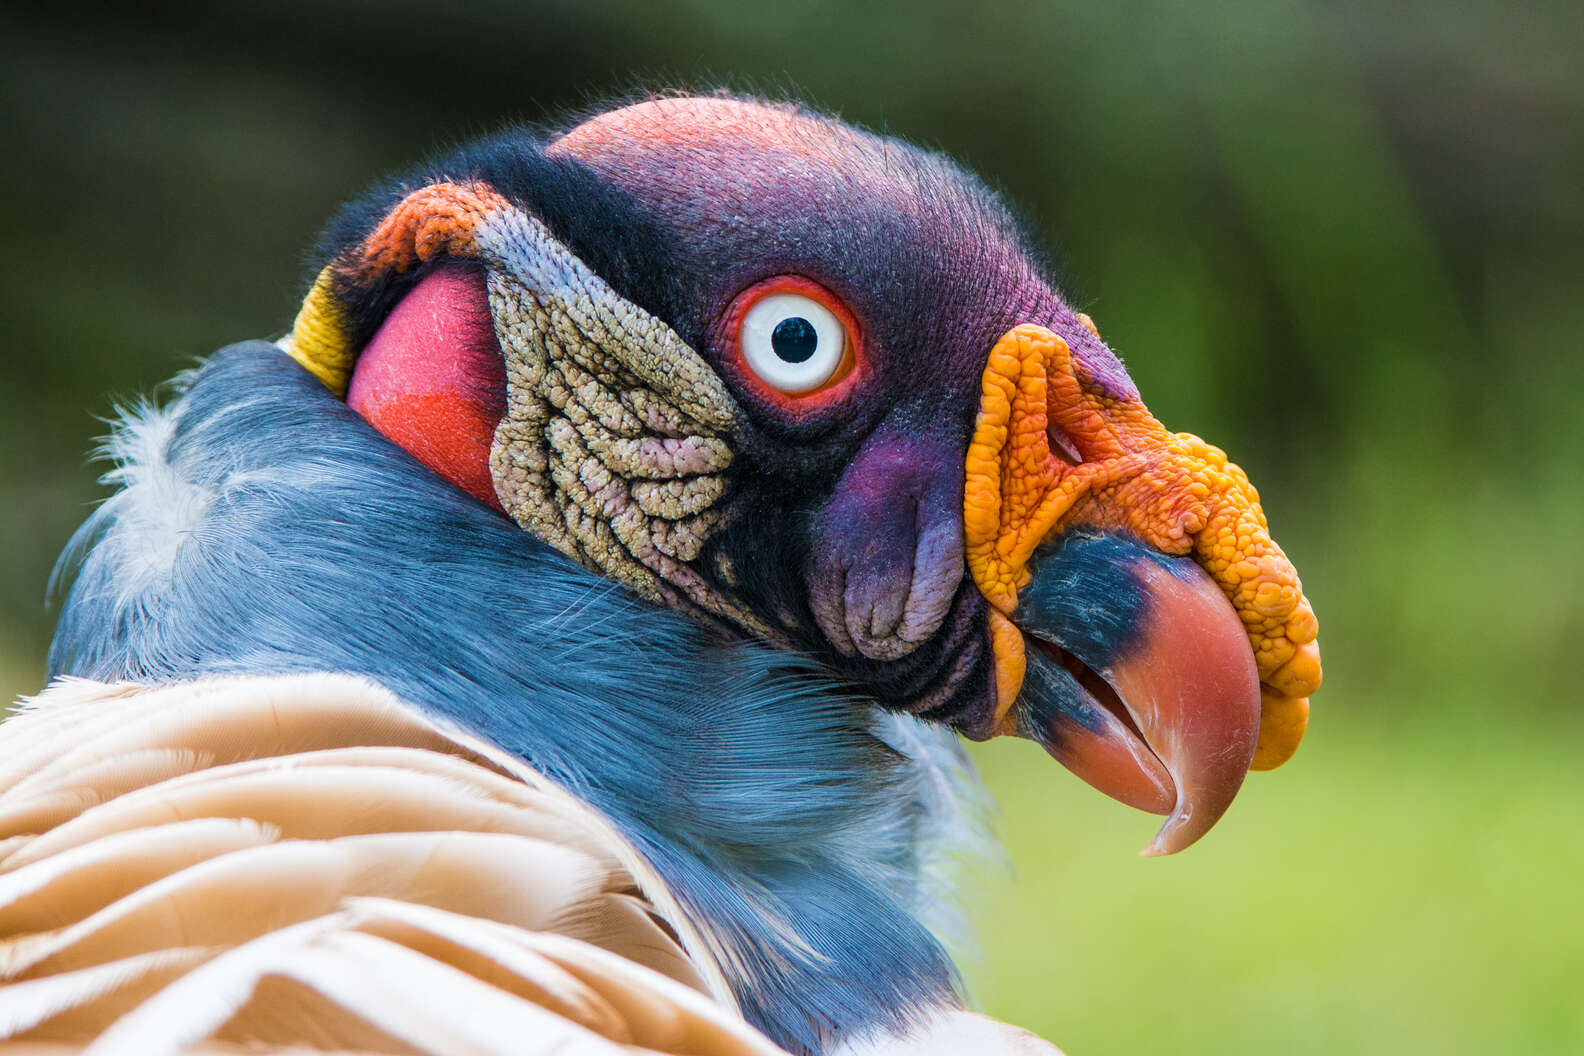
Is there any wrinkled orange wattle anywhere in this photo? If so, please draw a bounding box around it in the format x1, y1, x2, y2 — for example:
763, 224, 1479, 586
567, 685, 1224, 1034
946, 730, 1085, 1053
964, 323, 1321, 770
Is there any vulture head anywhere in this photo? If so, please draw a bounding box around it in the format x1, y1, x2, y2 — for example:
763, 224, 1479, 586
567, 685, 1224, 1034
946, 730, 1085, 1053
295, 95, 1319, 847
51, 95, 1320, 1052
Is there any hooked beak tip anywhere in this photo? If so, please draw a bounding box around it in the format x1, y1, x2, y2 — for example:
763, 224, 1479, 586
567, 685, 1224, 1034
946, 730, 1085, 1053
1000, 539, 1262, 855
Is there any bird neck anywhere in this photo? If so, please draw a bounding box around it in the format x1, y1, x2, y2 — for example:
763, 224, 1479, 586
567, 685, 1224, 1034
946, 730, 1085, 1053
48, 342, 988, 1055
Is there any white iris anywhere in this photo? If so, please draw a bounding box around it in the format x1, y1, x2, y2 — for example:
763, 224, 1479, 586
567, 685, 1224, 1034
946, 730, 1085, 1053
739, 292, 846, 393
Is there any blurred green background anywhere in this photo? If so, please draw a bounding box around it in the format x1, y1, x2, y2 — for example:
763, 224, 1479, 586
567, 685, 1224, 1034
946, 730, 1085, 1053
1, 1, 1580, 1052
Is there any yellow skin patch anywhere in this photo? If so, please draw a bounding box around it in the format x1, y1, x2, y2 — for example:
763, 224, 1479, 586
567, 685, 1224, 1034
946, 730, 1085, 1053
286, 265, 354, 393
964, 324, 1320, 769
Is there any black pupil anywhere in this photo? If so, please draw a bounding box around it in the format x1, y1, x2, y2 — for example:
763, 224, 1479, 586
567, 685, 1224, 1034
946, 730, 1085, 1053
770, 317, 819, 364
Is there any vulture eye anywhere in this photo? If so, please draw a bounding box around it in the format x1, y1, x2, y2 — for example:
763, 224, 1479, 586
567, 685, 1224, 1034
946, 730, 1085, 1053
726, 277, 860, 400
741, 293, 844, 392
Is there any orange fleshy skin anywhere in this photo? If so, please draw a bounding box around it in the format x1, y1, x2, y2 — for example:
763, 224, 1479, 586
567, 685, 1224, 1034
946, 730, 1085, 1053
355, 182, 510, 281
987, 608, 1027, 731
287, 182, 510, 396
964, 324, 1320, 769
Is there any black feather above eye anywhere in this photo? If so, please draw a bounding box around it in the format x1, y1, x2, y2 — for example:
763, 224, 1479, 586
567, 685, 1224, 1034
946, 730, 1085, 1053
770, 317, 819, 363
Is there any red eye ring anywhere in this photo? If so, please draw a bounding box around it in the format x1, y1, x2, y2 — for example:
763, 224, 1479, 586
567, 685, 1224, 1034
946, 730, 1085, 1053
718, 275, 864, 412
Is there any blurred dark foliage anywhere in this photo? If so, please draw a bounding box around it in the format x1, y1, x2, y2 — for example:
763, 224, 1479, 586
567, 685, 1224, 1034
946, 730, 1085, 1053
1, 0, 1580, 718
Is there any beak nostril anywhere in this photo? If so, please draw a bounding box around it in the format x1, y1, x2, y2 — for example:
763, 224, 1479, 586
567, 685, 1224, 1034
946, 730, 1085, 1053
1047, 422, 1082, 467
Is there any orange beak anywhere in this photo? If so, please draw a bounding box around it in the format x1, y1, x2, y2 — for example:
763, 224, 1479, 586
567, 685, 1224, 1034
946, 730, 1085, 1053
965, 323, 1322, 854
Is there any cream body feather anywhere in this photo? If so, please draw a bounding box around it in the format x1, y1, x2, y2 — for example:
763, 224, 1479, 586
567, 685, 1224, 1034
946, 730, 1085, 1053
0, 676, 1057, 1055
0, 674, 781, 1054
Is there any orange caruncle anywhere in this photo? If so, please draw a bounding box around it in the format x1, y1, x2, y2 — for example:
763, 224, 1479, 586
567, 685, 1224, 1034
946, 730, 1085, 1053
964, 324, 1321, 769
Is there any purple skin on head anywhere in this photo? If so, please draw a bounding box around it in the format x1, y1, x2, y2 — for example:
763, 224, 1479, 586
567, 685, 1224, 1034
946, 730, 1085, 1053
545, 98, 1136, 728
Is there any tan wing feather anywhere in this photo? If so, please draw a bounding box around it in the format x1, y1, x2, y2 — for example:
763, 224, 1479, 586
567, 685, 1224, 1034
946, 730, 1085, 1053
0, 674, 786, 1055
0, 948, 213, 1039
0, 819, 279, 934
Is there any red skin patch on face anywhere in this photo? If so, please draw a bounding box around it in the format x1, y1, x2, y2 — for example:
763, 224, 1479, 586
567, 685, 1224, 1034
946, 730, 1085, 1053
347, 267, 505, 511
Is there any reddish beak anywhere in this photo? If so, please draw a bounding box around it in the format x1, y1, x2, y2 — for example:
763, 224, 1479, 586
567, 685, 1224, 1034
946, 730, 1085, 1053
964, 322, 1318, 854
1008, 536, 1262, 855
